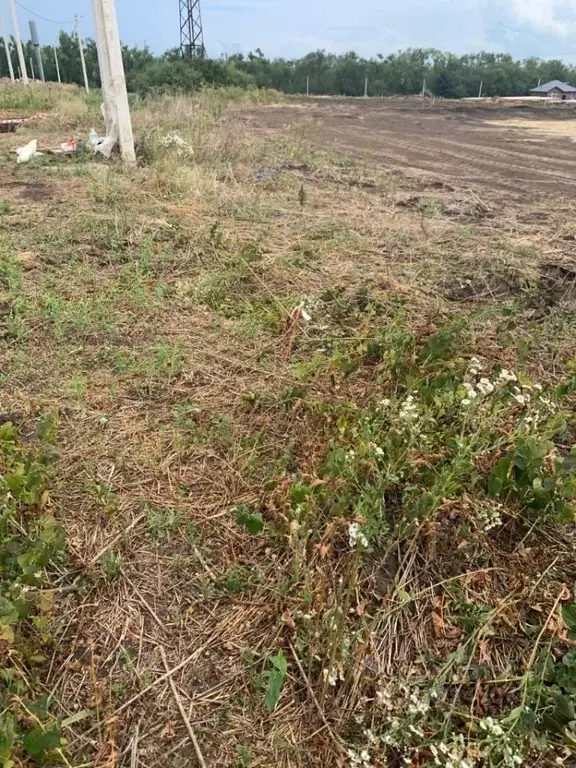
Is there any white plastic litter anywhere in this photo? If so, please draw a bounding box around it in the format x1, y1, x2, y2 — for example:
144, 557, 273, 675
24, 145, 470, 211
16, 139, 40, 164
89, 128, 103, 148
94, 135, 117, 159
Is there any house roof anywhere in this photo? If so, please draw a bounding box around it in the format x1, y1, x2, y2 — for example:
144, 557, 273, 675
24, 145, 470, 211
530, 80, 576, 93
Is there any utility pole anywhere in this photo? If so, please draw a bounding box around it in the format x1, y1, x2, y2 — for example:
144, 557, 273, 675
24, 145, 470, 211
29, 55, 34, 81
8, 0, 28, 84
478, 80, 483, 98
364, 76, 368, 98
0, 13, 14, 82
53, 43, 61, 83
29, 21, 45, 82
91, 0, 114, 134
75, 14, 90, 92
306, 75, 309, 96
94, 0, 136, 167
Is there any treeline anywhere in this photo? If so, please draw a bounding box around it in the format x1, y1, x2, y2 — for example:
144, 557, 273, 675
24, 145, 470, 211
0, 32, 251, 92
1, 33, 575, 98
231, 49, 576, 98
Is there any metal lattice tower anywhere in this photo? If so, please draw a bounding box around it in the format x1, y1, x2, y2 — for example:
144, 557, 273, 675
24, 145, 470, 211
180, 0, 205, 58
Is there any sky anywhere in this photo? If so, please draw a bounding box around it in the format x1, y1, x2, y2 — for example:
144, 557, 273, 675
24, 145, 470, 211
11, 0, 576, 61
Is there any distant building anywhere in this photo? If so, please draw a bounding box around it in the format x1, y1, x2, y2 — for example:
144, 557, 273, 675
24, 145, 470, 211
529, 80, 576, 100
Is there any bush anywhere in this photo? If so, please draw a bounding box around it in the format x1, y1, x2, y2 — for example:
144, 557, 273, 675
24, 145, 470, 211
127, 59, 254, 96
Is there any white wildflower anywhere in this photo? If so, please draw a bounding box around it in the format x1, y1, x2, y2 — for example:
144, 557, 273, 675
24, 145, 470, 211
349, 522, 369, 549
399, 394, 419, 421
363, 728, 378, 745
462, 382, 477, 404
160, 132, 194, 157
533, 383, 543, 392
323, 667, 338, 686
347, 748, 371, 768
376, 686, 393, 710
371, 443, 384, 457
476, 377, 495, 396
512, 393, 526, 405
379, 398, 391, 409
347, 449, 356, 462
479, 716, 504, 736
469, 357, 483, 375
407, 690, 430, 715
479, 503, 503, 532
497, 369, 517, 384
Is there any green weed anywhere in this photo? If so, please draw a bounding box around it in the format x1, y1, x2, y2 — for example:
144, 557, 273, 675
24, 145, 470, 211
100, 551, 123, 580
147, 506, 182, 539
0, 420, 67, 765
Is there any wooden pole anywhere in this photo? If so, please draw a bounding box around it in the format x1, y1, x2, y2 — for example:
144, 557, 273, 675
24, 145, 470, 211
478, 80, 483, 98
8, 0, 27, 84
306, 75, 309, 96
0, 13, 14, 82
53, 44, 61, 84
364, 76, 368, 98
422, 78, 426, 96
97, 0, 136, 167
75, 14, 90, 93
29, 56, 35, 81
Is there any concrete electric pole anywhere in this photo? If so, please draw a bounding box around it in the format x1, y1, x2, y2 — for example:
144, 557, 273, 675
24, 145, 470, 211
0, 12, 15, 82
53, 43, 61, 83
92, 0, 136, 167
29, 21, 45, 82
75, 14, 90, 93
92, 0, 114, 134
8, 0, 28, 84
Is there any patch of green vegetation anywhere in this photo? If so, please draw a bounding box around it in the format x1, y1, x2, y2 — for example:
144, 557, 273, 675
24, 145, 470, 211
0, 420, 67, 765
268, 309, 576, 766
147, 506, 182, 540
100, 551, 123, 580
220, 563, 258, 596
235, 744, 253, 767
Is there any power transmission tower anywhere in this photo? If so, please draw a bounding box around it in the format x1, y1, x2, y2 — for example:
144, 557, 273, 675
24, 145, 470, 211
180, 0, 205, 59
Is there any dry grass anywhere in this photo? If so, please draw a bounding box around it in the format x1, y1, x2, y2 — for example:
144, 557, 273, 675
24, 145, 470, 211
1, 87, 576, 767
486, 118, 576, 140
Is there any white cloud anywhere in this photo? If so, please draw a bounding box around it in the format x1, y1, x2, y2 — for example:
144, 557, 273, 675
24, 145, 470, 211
510, 0, 576, 37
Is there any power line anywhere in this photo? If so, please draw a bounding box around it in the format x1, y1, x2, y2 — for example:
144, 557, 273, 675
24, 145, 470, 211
13, 1, 73, 26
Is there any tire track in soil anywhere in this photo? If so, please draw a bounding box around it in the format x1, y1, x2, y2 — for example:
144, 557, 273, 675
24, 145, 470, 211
319, 125, 576, 198
235, 101, 576, 202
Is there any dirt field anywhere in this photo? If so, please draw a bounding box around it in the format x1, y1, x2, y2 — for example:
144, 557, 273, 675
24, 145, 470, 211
232, 97, 576, 200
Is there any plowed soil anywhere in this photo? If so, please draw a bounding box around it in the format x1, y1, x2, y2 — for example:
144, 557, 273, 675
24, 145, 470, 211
233, 97, 576, 202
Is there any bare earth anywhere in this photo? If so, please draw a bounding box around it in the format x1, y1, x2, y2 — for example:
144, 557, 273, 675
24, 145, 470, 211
232, 97, 576, 201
